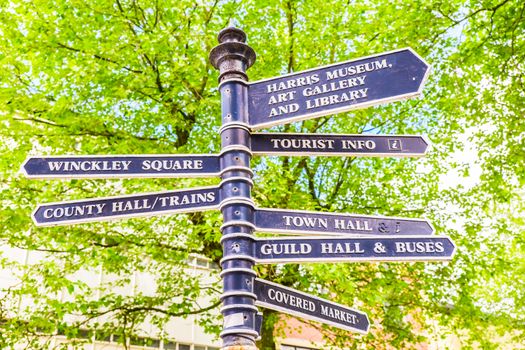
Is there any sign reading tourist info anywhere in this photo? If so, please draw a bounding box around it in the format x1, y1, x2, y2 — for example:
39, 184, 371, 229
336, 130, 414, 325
22, 155, 221, 179
254, 236, 456, 264
254, 278, 369, 334
251, 133, 430, 157
254, 208, 434, 236
248, 48, 430, 129
32, 186, 220, 226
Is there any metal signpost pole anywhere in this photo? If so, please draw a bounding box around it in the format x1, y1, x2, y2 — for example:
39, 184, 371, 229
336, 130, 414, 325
209, 27, 258, 350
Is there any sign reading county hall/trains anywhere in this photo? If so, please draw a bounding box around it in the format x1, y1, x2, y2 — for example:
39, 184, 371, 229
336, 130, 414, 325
32, 186, 220, 226
248, 48, 430, 129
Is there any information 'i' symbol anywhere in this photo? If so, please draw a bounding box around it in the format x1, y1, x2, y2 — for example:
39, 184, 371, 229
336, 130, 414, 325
388, 139, 402, 151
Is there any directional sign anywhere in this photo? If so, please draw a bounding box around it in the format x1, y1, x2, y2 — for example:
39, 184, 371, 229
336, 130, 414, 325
254, 236, 456, 264
254, 278, 369, 334
254, 208, 433, 236
22, 154, 221, 179
251, 133, 430, 157
32, 186, 220, 226
248, 48, 430, 129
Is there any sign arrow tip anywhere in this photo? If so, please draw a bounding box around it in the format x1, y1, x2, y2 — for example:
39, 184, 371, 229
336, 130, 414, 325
20, 157, 32, 177
421, 135, 432, 156
425, 219, 436, 235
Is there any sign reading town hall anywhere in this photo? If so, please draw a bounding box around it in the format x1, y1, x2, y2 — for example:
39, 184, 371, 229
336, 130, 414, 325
248, 48, 430, 129
254, 208, 434, 236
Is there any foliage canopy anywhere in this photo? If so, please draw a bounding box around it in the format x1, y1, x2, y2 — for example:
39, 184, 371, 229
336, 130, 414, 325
0, 0, 524, 349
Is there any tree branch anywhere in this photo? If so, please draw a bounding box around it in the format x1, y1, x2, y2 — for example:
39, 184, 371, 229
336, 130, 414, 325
285, 0, 296, 73
57, 42, 143, 74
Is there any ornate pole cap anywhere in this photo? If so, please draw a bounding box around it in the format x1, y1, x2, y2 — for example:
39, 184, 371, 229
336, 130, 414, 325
209, 27, 256, 82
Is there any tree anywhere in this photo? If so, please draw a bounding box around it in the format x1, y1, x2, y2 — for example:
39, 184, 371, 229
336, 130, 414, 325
0, 0, 523, 349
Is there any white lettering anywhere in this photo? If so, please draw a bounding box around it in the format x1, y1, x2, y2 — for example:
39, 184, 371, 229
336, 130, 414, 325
326, 59, 389, 81
266, 74, 320, 93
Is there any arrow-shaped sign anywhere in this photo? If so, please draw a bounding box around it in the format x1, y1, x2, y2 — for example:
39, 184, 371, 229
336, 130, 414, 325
251, 133, 430, 157
248, 48, 430, 129
254, 278, 369, 334
22, 155, 221, 179
32, 186, 220, 226
254, 208, 434, 236
254, 236, 456, 264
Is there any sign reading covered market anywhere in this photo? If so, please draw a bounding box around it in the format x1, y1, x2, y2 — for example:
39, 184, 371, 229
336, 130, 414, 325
248, 48, 430, 129
253, 278, 369, 334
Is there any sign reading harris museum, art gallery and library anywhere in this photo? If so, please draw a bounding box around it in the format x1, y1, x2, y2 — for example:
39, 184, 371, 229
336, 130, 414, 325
247, 48, 430, 129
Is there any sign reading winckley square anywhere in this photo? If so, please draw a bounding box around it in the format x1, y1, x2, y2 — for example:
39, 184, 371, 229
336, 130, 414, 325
248, 48, 430, 129
32, 186, 220, 226
22, 155, 220, 179
254, 236, 456, 264
254, 208, 434, 236
251, 133, 429, 157
254, 278, 369, 334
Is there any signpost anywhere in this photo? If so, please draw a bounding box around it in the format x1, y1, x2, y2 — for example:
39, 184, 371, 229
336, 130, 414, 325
254, 236, 456, 264
23, 26, 454, 350
22, 154, 221, 179
254, 208, 434, 236
251, 133, 429, 157
254, 278, 369, 334
32, 186, 220, 226
247, 48, 430, 129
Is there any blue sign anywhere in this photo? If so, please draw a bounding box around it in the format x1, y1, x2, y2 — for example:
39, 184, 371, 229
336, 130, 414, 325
251, 133, 429, 157
254, 278, 369, 334
32, 186, 220, 226
254, 208, 434, 236
22, 155, 221, 179
248, 48, 430, 129
254, 236, 456, 264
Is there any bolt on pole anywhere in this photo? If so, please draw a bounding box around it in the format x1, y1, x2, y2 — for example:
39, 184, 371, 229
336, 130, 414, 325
209, 27, 259, 350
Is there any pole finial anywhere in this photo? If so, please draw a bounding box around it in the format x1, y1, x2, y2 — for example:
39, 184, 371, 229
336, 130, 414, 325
218, 26, 247, 44
209, 27, 256, 82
